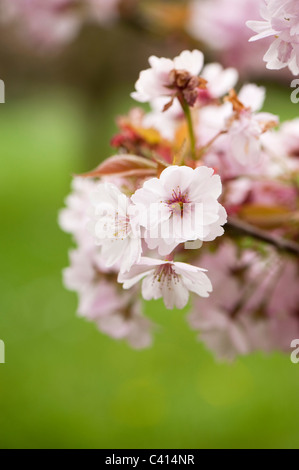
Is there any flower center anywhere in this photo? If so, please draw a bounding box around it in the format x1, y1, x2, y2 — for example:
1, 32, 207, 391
168, 69, 207, 107
114, 213, 130, 239
154, 263, 179, 286
166, 188, 189, 216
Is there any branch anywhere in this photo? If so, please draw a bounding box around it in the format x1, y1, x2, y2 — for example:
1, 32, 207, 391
179, 97, 196, 160
197, 130, 227, 159
227, 217, 299, 257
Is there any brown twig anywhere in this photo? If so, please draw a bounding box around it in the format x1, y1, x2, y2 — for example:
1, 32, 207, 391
227, 217, 299, 257
196, 130, 228, 159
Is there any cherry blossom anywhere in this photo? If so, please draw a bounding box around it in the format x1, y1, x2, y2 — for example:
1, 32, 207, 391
59, 48, 299, 356
131, 165, 227, 256
198, 84, 278, 166
89, 182, 142, 273
247, 0, 299, 75
187, 0, 271, 77
63, 246, 124, 319
1, 0, 120, 48
189, 241, 299, 361
131, 50, 205, 107
199, 63, 239, 102
141, 63, 238, 139
97, 300, 153, 350
227, 84, 279, 164
262, 118, 299, 172
59, 177, 97, 248
63, 245, 153, 348
118, 257, 212, 310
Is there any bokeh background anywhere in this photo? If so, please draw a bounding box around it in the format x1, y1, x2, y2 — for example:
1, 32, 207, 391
1, 1, 299, 449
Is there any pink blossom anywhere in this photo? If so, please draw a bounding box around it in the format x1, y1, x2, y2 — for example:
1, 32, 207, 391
59, 48, 299, 355
196, 84, 278, 167
1, 0, 120, 48
187, 0, 272, 77
64, 247, 124, 319
131, 50, 205, 106
278, 118, 299, 159
262, 118, 299, 173
1, 0, 80, 48
97, 300, 153, 350
58, 177, 97, 248
248, 179, 297, 209
118, 257, 212, 310
247, 0, 299, 75
189, 308, 254, 361
131, 165, 227, 256
63, 246, 153, 348
200, 63, 239, 100
189, 241, 299, 361
227, 84, 279, 165
90, 182, 142, 273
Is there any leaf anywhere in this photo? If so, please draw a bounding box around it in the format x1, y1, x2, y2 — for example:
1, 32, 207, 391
134, 126, 164, 145
80, 154, 157, 178
239, 204, 292, 229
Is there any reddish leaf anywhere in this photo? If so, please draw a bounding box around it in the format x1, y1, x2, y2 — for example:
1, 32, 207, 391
80, 154, 158, 178
239, 204, 292, 229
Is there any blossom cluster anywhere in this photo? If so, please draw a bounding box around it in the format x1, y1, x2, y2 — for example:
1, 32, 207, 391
187, 0, 271, 77
60, 50, 299, 359
247, 0, 299, 75
0, 0, 120, 48
2, 0, 298, 78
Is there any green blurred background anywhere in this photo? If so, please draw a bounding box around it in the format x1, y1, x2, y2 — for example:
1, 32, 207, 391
1, 20, 299, 449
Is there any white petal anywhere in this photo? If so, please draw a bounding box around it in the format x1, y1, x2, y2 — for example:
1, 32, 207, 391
264, 39, 286, 70
246, 20, 276, 42
142, 272, 161, 301
202, 63, 238, 97
173, 50, 204, 75
162, 276, 189, 309
238, 84, 265, 112
176, 267, 213, 298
